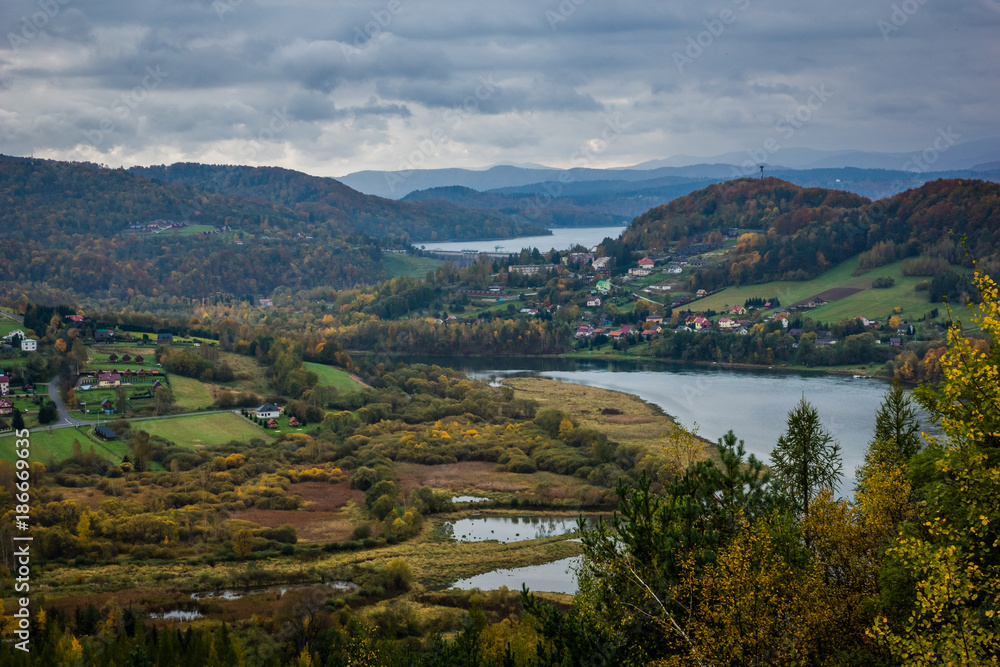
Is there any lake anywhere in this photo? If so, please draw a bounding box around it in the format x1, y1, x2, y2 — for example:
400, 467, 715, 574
391, 355, 920, 492
420, 225, 627, 254
451, 556, 582, 595
441, 515, 588, 543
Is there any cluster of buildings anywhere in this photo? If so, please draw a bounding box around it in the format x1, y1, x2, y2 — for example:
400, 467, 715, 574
88, 369, 162, 388
127, 220, 190, 233
1, 329, 36, 352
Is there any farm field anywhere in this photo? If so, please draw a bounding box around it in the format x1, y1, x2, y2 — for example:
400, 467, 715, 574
693, 256, 945, 323
383, 253, 444, 279
130, 412, 270, 449
215, 351, 269, 395
168, 375, 216, 410
303, 362, 365, 393
0, 426, 127, 464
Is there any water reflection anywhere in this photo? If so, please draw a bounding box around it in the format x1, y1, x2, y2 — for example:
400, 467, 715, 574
451, 556, 582, 595
441, 516, 589, 543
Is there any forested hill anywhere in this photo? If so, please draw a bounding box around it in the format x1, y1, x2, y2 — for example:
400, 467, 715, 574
130, 163, 547, 243
619, 177, 1000, 288
0, 158, 383, 300
623, 178, 870, 249
0, 157, 305, 239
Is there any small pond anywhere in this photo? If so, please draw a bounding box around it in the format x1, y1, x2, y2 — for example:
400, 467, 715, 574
150, 610, 203, 621
451, 556, 582, 595
440, 515, 589, 543
451, 496, 489, 503
190, 580, 357, 601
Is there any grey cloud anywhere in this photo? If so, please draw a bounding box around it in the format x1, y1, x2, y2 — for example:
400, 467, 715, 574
0, 0, 995, 173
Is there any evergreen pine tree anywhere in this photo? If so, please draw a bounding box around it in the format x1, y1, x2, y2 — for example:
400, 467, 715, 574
770, 396, 842, 515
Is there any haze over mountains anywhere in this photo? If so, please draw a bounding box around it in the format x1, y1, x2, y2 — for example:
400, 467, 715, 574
339, 139, 1000, 201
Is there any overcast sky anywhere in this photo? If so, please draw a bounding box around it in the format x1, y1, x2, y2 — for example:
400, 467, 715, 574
1, 0, 998, 176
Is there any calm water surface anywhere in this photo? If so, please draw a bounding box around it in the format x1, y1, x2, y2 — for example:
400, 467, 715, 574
393, 356, 916, 491
441, 516, 588, 543
451, 556, 582, 595
421, 225, 627, 254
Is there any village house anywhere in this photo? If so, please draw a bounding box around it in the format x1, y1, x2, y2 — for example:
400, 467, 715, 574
65, 314, 84, 324
595, 280, 612, 294
256, 403, 280, 420
592, 257, 611, 271
121, 353, 132, 363
816, 332, 839, 346
266, 418, 279, 429
509, 265, 542, 275
637, 257, 655, 268
20, 339, 37, 351
288, 416, 301, 427
586, 296, 602, 308
100, 399, 114, 413
729, 304, 747, 316
665, 264, 683, 274
628, 267, 652, 277
695, 289, 708, 298
564, 252, 595, 265
717, 317, 738, 330
95, 329, 114, 342
259, 298, 273, 307
95, 424, 116, 441
97, 371, 122, 388
157, 333, 174, 345
645, 315, 664, 324
0, 374, 12, 396
134, 354, 145, 364
108, 352, 119, 363
685, 315, 711, 330
0, 398, 13, 415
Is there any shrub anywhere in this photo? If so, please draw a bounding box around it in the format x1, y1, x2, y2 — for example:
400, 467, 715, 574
259, 524, 297, 544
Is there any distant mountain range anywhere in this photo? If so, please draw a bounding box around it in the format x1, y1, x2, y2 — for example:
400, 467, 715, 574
338, 139, 1000, 200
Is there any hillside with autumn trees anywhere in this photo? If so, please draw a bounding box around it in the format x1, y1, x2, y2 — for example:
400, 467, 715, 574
130, 163, 547, 244
621, 177, 1000, 290
0, 156, 542, 302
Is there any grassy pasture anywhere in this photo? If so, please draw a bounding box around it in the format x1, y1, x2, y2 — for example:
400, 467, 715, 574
692, 256, 946, 323
383, 254, 444, 279
130, 412, 269, 449
0, 426, 127, 465
303, 362, 364, 393
167, 375, 216, 410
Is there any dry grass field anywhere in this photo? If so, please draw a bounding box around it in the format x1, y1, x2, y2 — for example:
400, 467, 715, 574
504, 376, 715, 467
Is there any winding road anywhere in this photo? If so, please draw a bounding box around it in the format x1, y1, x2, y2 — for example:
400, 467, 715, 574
0, 374, 233, 439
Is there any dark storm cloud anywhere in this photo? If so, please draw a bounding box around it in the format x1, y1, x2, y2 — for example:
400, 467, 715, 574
0, 0, 996, 173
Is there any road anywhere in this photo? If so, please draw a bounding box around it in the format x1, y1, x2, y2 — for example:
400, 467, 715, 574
0, 374, 234, 438
0, 310, 24, 323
